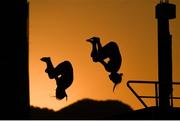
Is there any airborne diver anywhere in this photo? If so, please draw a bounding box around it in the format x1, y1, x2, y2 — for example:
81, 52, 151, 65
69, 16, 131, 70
41, 57, 73, 100
86, 37, 123, 91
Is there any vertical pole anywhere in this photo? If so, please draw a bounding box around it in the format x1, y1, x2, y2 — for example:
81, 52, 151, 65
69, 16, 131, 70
155, 1, 175, 111
0, 0, 29, 119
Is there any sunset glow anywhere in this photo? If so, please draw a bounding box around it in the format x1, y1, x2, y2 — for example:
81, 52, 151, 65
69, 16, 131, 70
29, 0, 180, 111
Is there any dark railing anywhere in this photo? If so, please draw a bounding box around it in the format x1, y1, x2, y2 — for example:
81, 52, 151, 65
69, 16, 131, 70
127, 80, 180, 108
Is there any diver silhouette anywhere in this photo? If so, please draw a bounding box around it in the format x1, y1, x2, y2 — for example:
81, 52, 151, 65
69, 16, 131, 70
41, 57, 73, 100
86, 37, 123, 91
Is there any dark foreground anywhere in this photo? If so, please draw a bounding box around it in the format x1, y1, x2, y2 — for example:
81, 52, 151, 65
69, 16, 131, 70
29, 99, 180, 120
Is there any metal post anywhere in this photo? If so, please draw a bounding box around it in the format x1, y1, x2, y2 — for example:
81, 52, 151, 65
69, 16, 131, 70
155, 0, 176, 111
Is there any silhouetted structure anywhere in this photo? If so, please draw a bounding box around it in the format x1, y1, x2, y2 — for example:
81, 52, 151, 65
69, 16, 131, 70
156, 0, 176, 111
41, 57, 73, 100
87, 37, 123, 91
126, 1, 179, 119
0, 0, 30, 119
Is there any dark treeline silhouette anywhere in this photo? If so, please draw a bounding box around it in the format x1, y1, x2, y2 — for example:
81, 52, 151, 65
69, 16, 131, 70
41, 57, 73, 100
30, 106, 56, 119
29, 99, 180, 120
114, 106, 180, 120
30, 98, 180, 119
30, 98, 133, 119
86, 37, 123, 91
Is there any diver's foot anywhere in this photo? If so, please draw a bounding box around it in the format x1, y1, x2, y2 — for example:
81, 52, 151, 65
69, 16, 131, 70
86, 39, 95, 44
86, 37, 100, 44
40, 57, 50, 62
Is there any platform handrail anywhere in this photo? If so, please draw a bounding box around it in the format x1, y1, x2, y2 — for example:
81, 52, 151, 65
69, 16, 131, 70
127, 80, 180, 108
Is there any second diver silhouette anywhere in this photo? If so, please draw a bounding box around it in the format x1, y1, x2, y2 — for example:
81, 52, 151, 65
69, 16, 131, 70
41, 57, 73, 100
86, 37, 123, 92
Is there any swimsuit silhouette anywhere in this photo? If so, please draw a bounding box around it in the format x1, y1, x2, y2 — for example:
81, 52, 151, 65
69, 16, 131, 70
41, 57, 73, 100
87, 37, 123, 91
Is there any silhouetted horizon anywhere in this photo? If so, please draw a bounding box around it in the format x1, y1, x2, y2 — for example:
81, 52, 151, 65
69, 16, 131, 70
30, 98, 180, 119
30, 98, 133, 119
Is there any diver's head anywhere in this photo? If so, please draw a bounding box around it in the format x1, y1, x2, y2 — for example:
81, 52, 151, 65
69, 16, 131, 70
56, 87, 67, 100
109, 72, 123, 92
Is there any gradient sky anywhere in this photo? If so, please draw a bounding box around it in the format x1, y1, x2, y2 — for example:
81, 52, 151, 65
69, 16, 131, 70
29, 0, 180, 111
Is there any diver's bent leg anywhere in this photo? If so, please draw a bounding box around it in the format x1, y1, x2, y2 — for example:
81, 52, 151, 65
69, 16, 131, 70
87, 38, 102, 62
91, 43, 101, 62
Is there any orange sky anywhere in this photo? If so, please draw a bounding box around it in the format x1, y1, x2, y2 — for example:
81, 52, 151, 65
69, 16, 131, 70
29, 0, 180, 111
